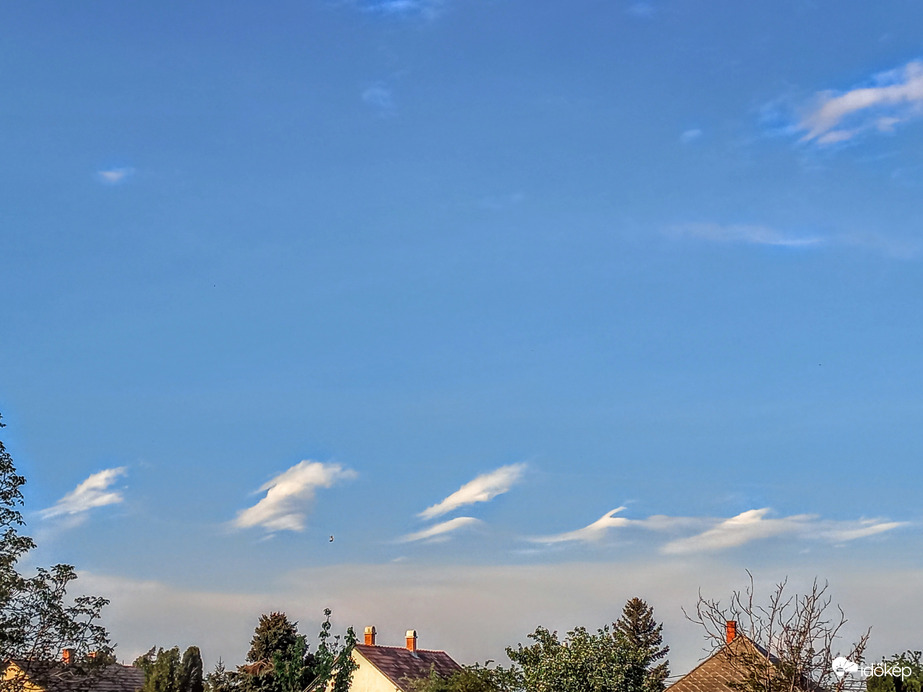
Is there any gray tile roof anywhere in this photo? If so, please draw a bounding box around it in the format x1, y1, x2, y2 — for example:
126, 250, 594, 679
7, 660, 145, 692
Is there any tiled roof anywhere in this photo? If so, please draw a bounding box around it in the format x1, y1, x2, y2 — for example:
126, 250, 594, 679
7, 660, 145, 692
668, 637, 770, 692
354, 644, 462, 691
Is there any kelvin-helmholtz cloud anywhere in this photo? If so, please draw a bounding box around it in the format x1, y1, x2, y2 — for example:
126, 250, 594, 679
531, 507, 906, 554
798, 59, 923, 145
41, 467, 128, 525
418, 463, 526, 520
234, 460, 357, 533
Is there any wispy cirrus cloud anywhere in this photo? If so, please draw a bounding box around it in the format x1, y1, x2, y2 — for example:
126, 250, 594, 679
671, 223, 824, 248
41, 467, 127, 521
398, 516, 482, 543
797, 60, 923, 145
419, 463, 526, 520
529, 507, 906, 553
350, 0, 444, 19
361, 83, 396, 115
233, 461, 357, 533
96, 167, 135, 185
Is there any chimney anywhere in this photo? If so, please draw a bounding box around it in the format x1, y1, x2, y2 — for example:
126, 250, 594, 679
62, 649, 75, 665
726, 620, 737, 644
364, 626, 377, 646
405, 629, 417, 653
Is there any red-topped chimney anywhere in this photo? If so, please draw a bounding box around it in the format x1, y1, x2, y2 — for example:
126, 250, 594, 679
405, 629, 417, 653
726, 620, 737, 644
364, 626, 376, 646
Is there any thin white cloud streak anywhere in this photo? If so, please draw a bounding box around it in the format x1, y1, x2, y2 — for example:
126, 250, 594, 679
398, 516, 482, 543
96, 167, 135, 184
671, 223, 824, 247
41, 467, 127, 519
233, 461, 357, 533
352, 0, 444, 19
529, 508, 698, 544
662, 508, 907, 555
530, 508, 906, 553
680, 128, 702, 143
798, 60, 923, 145
418, 463, 526, 520
662, 509, 816, 554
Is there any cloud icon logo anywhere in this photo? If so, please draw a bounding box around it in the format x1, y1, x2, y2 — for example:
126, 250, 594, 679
832, 657, 859, 679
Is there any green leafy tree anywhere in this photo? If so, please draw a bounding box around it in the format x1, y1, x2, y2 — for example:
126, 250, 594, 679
302, 609, 356, 692
868, 652, 923, 692
507, 624, 634, 692
0, 413, 111, 692
614, 598, 670, 692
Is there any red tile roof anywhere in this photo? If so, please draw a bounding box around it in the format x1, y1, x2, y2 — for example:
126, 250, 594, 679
354, 644, 462, 690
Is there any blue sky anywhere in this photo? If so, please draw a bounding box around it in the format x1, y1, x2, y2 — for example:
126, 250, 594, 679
2, 0, 923, 674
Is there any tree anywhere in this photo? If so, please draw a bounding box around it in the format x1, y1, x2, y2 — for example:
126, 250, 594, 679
506, 624, 635, 692
867, 651, 923, 692
614, 598, 670, 692
247, 613, 300, 665
300, 609, 356, 692
0, 413, 111, 692
204, 660, 238, 692
238, 609, 356, 692
686, 572, 870, 692
135, 645, 204, 692
179, 647, 204, 692
135, 647, 182, 692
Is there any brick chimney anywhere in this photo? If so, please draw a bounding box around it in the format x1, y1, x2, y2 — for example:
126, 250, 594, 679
62, 649, 75, 665
405, 629, 417, 653
364, 626, 377, 646
726, 620, 737, 644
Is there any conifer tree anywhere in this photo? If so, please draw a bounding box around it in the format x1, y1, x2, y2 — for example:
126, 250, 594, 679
614, 597, 670, 692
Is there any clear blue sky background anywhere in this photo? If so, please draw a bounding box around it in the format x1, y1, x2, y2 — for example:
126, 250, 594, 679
1, 0, 922, 671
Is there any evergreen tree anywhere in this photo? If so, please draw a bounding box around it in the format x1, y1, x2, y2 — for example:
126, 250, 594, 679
136, 647, 182, 692
204, 660, 238, 692
614, 598, 670, 692
247, 613, 299, 664
179, 647, 204, 692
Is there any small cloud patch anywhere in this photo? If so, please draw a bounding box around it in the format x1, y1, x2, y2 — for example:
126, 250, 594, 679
362, 84, 396, 115
96, 167, 135, 185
